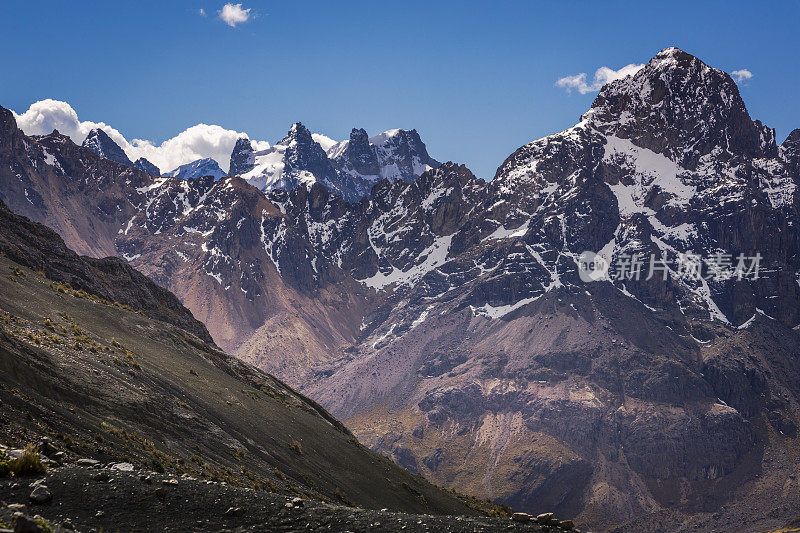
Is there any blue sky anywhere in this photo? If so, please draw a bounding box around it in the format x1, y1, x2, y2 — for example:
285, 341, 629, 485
2, 1, 799, 178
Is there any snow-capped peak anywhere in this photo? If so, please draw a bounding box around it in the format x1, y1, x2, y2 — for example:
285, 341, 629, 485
368, 128, 402, 146
285, 122, 312, 143
230, 123, 336, 195
329, 127, 440, 192
164, 158, 226, 180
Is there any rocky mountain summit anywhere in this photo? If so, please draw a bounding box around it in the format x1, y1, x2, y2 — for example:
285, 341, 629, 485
81, 128, 133, 167
232, 122, 343, 196
75, 117, 439, 202
490, 46, 799, 328
1, 47, 799, 532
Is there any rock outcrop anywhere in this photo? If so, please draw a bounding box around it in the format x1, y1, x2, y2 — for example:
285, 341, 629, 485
133, 157, 160, 175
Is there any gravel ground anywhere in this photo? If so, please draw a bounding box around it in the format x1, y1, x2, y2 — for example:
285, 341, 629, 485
0, 464, 571, 532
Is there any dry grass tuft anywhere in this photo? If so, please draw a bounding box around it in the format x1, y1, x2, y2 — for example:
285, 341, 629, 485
1, 444, 47, 476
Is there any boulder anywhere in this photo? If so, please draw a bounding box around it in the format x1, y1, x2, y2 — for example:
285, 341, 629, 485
28, 486, 51, 504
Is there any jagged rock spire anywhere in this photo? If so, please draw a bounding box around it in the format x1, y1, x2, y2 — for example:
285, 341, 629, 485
229, 137, 255, 177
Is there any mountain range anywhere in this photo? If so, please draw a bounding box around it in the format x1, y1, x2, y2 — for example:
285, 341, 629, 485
80, 120, 440, 200
2, 47, 799, 532
230, 123, 439, 201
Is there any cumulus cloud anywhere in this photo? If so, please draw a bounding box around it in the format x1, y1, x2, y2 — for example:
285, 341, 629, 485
127, 124, 247, 173
199, 8, 207, 17
219, 3, 251, 27
12, 99, 129, 147
731, 69, 753, 83
12, 99, 246, 173
556, 63, 644, 94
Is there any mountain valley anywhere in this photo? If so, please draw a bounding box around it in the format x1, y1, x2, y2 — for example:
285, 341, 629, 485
2, 47, 800, 532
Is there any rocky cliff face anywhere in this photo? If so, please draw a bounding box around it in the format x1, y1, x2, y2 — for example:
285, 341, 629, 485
229, 136, 255, 177
338, 128, 381, 177
230, 123, 342, 197
82, 128, 161, 176
780, 129, 800, 176
1, 47, 800, 532
112, 173, 372, 370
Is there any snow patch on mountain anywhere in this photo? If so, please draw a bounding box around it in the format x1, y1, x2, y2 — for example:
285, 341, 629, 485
471, 294, 542, 319
603, 136, 692, 216
361, 234, 453, 290
312, 133, 338, 152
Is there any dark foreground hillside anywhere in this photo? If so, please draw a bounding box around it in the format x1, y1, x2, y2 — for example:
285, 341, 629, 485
0, 199, 213, 344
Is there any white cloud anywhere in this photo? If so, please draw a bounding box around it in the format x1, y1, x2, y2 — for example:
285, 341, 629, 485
218, 3, 251, 27
199, 8, 207, 17
127, 124, 247, 173
12, 99, 246, 173
555, 73, 591, 95
731, 69, 753, 83
12, 99, 127, 146
556, 63, 644, 94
